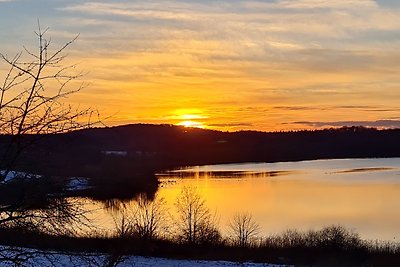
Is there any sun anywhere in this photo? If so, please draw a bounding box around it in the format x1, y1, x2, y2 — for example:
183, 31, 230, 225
172, 109, 208, 129
176, 120, 205, 129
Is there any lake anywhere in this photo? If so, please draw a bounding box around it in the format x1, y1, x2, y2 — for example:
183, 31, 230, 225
91, 158, 400, 241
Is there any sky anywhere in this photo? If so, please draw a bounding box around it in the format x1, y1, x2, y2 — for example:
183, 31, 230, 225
1, 0, 400, 131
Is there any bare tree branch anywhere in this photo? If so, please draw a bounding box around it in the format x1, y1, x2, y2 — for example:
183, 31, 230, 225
175, 186, 220, 245
0, 23, 100, 265
228, 212, 260, 248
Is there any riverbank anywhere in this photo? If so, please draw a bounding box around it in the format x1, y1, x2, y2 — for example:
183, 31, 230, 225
0, 226, 398, 267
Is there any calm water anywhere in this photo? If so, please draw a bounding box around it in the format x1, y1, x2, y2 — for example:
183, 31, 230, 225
156, 158, 400, 241
89, 158, 400, 241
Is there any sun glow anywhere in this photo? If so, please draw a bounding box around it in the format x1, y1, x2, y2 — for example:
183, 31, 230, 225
172, 109, 208, 128
176, 120, 205, 128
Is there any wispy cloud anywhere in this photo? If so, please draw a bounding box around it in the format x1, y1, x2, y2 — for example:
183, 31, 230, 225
2, 0, 400, 131
287, 120, 400, 129
207, 122, 254, 128
60, 2, 198, 21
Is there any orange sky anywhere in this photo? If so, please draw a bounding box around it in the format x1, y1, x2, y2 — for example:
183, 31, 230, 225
1, 0, 400, 131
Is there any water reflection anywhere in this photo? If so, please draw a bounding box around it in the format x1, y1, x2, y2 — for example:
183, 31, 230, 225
155, 159, 400, 241
334, 167, 396, 174
158, 170, 296, 179
88, 158, 400, 241
101, 192, 157, 211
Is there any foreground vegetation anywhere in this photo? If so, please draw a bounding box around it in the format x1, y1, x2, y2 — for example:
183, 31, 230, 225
0, 186, 399, 267
0, 225, 399, 267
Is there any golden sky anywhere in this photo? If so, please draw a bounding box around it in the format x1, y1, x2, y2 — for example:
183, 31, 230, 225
1, 0, 400, 131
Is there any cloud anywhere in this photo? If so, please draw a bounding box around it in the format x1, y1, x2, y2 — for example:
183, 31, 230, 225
274, 105, 400, 111
207, 122, 254, 127
3, 0, 400, 131
273, 106, 323, 111
278, 0, 376, 9
60, 2, 198, 21
287, 120, 400, 129
376, 0, 400, 7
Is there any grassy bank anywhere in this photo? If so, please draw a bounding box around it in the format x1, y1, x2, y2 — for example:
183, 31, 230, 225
0, 226, 398, 267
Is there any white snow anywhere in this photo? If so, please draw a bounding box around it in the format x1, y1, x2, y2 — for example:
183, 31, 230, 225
0, 170, 41, 183
66, 177, 91, 191
1, 170, 18, 182
119, 257, 288, 267
0, 246, 290, 267
0, 170, 91, 192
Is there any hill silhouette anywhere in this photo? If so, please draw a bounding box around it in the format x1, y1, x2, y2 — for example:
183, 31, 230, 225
2, 124, 400, 199
3, 124, 400, 174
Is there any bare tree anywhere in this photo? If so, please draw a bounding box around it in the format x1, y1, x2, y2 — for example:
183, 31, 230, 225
111, 194, 166, 241
130, 193, 167, 240
0, 23, 97, 266
175, 186, 220, 244
229, 212, 260, 247
111, 205, 134, 239
0, 22, 97, 180
107, 194, 167, 267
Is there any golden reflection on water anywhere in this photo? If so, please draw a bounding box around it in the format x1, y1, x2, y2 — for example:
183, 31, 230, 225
156, 171, 400, 241
86, 159, 400, 241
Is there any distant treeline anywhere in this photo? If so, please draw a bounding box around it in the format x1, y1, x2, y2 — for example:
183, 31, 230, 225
2, 124, 400, 177
1, 124, 400, 200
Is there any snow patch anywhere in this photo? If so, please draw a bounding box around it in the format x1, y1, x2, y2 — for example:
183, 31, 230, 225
120, 257, 289, 267
0, 246, 291, 267
0, 170, 40, 183
66, 177, 91, 191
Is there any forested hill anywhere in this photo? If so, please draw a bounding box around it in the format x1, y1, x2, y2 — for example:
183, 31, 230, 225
3, 124, 400, 176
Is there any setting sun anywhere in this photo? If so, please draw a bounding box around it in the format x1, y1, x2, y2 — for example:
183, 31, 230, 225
172, 109, 207, 128
176, 120, 205, 129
